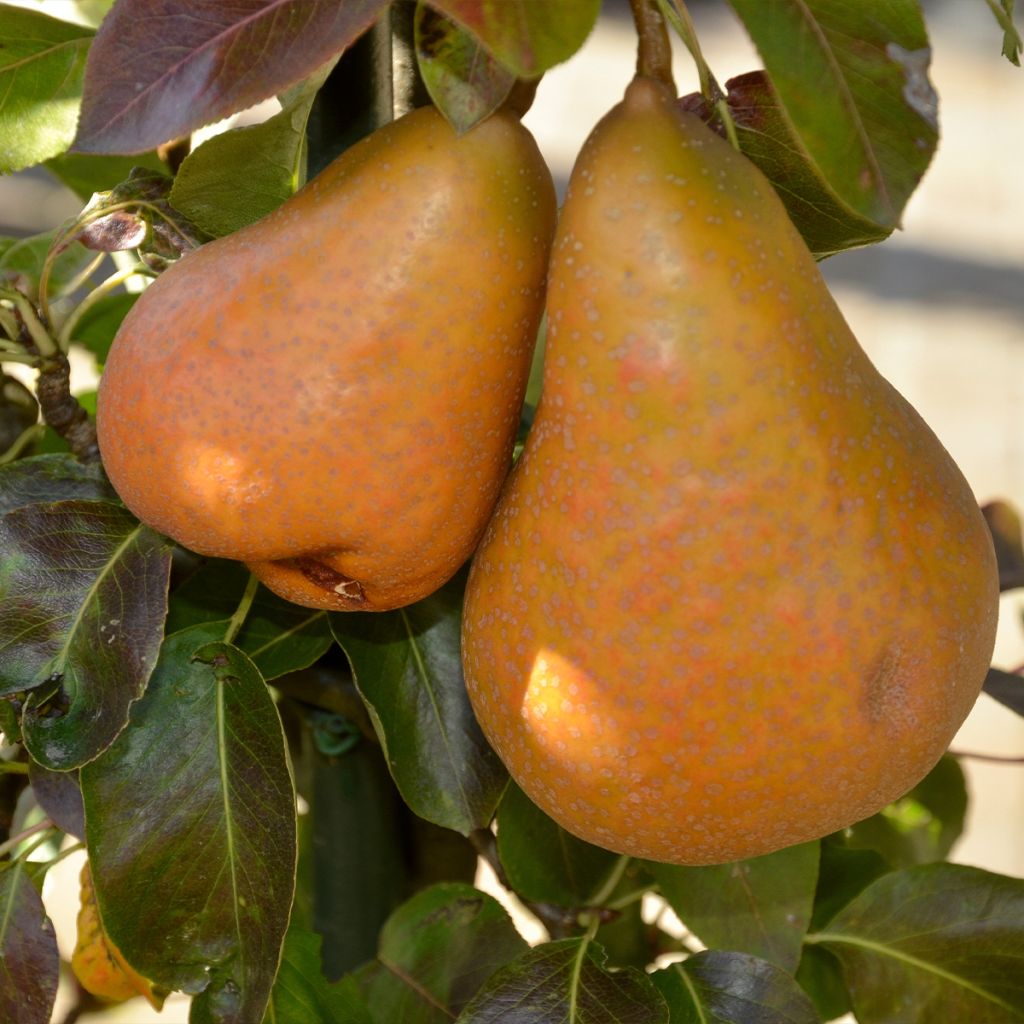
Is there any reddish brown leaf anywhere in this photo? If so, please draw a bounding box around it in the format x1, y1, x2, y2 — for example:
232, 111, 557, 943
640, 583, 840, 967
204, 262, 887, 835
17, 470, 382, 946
0, 861, 58, 1024
74, 0, 388, 155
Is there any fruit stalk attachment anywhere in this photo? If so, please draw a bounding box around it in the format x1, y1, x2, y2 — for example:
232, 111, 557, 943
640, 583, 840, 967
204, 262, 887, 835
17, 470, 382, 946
630, 0, 675, 89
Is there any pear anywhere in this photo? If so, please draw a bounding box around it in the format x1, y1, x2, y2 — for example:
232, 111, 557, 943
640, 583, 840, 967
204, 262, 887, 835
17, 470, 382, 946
461, 77, 999, 865
97, 104, 556, 611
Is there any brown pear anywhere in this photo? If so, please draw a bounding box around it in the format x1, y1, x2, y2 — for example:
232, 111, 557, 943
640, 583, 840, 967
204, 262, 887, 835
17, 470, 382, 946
461, 77, 999, 865
96, 104, 556, 611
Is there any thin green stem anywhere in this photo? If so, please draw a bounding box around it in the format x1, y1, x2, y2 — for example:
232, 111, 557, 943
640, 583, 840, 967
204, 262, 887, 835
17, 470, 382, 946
224, 573, 260, 646
715, 97, 741, 150
0, 761, 29, 775
1, 290, 58, 357
605, 886, 651, 912
0, 424, 45, 464
589, 854, 631, 906
0, 818, 54, 859
0, 351, 39, 367
663, 0, 717, 99
0, 304, 19, 340
44, 841, 85, 870
58, 264, 146, 349
53, 251, 105, 305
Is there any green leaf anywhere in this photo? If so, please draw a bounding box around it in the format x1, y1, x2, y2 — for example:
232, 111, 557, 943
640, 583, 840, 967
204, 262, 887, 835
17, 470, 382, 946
795, 946, 852, 1024
45, 150, 166, 201
169, 58, 337, 238
168, 559, 332, 681
717, 71, 891, 258
415, 5, 515, 134
725, 0, 938, 230
68, 291, 138, 368
810, 840, 888, 931
650, 841, 819, 973
0, 5, 93, 172
262, 921, 372, 1024
357, 882, 528, 1023
430, 0, 600, 76
0, 860, 59, 1024
458, 937, 668, 1024
0, 453, 116, 515
651, 950, 821, 1024
81, 625, 297, 1024
496, 782, 619, 906
986, 0, 1023, 64
812, 863, 1024, 1022
0, 500, 171, 769
843, 755, 968, 868
331, 574, 507, 835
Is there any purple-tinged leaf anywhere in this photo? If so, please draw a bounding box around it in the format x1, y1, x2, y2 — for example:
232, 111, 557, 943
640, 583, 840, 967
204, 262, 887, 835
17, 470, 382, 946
0, 458, 107, 511
73, 0, 389, 155
0, 860, 59, 1024
0, 499, 171, 769
81, 625, 296, 1024
28, 761, 85, 839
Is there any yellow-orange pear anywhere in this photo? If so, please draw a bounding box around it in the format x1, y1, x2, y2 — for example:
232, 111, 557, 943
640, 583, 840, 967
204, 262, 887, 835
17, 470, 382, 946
462, 77, 999, 865
97, 104, 556, 611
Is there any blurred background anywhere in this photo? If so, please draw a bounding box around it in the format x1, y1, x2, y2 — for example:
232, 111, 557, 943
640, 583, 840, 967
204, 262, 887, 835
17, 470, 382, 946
2, 1, 1022, 1021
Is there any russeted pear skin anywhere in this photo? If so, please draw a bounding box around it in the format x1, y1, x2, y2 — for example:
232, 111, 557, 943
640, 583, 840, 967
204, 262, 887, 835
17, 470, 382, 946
97, 105, 556, 611
461, 77, 999, 865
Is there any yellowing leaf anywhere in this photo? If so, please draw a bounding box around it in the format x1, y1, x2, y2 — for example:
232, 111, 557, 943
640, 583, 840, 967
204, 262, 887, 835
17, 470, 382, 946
71, 862, 166, 1009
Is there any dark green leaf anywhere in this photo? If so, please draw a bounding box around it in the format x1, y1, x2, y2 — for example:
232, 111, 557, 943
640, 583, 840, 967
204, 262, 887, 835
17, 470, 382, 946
331, 575, 507, 835
810, 840, 888, 931
651, 950, 820, 1024
69, 291, 138, 367
0, 500, 171, 769
650, 841, 819, 972
795, 946, 852, 1023
0, 453, 117, 515
45, 150, 166, 200
81, 626, 296, 1024
813, 863, 1024, 1022
75, 0, 388, 154
358, 882, 528, 1023
168, 559, 332, 681
726, 0, 938, 230
292, 704, 410, 980
496, 782, 619, 906
415, 5, 515, 134
430, 0, 600, 76
844, 755, 968, 868
0, 859, 59, 1024
28, 761, 85, 839
262, 921, 372, 1024
458, 937, 668, 1024
169, 59, 337, 238
0, 374, 38, 455
0, 5, 93, 172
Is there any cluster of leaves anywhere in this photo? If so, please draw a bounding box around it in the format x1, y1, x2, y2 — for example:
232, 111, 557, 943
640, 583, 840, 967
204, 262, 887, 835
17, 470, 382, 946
1, 1, 1024, 1023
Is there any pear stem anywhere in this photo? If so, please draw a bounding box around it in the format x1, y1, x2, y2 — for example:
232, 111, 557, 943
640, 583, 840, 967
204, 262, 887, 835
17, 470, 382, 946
630, 0, 676, 90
